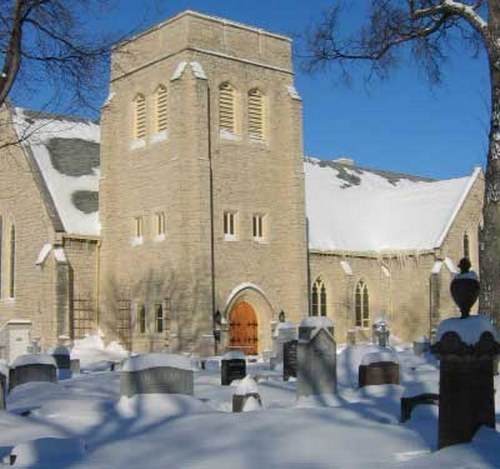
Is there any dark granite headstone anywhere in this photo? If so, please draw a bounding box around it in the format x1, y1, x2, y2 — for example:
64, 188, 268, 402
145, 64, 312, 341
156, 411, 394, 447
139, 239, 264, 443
283, 340, 298, 381
221, 359, 246, 386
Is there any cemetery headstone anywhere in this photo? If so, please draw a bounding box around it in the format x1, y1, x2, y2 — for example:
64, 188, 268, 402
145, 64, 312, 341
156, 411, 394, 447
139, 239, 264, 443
283, 340, 298, 381
358, 351, 400, 387
70, 359, 81, 374
270, 321, 297, 370
297, 317, 337, 398
232, 376, 262, 412
431, 259, 500, 449
221, 350, 246, 386
120, 353, 194, 398
49, 346, 71, 380
372, 319, 390, 347
8, 354, 57, 392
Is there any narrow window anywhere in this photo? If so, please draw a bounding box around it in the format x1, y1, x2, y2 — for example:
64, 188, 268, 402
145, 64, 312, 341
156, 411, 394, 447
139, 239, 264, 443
252, 214, 264, 239
155, 304, 164, 333
463, 232, 470, 259
155, 85, 168, 133
355, 281, 369, 328
133, 217, 143, 238
311, 278, 327, 316
133, 94, 146, 140
248, 88, 264, 140
155, 212, 166, 236
224, 211, 236, 238
219, 82, 235, 135
8, 224, 15, 298
138, 304, 146, 334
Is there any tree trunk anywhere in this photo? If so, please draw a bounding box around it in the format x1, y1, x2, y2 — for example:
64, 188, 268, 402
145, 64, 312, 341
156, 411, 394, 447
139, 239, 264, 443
479, 0, 500, 328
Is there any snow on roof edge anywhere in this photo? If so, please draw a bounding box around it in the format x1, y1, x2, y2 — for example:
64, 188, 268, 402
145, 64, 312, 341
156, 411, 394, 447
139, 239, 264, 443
433, 167, 482, 248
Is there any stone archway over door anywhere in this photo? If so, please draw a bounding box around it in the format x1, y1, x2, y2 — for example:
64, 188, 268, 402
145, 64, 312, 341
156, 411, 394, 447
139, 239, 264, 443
229, 302, 258, 355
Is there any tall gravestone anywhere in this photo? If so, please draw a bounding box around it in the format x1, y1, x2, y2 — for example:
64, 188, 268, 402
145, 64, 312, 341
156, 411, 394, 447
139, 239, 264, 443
270, 321, 297, 370
297, 317, 336, 398
432, 259, 500, 449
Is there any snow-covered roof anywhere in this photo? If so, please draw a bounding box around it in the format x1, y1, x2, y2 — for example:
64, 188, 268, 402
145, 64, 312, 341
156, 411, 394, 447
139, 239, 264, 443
13, 108, 100, 236
305, 158, 481, 253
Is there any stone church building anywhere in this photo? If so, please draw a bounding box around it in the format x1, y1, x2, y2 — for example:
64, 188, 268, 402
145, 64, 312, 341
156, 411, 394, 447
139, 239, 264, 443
0, 11, 484, 359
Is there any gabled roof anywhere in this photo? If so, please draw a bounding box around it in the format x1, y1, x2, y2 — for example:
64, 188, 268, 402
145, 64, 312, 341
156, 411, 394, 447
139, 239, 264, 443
305, 158, 481, 253
13, 108, 100, 236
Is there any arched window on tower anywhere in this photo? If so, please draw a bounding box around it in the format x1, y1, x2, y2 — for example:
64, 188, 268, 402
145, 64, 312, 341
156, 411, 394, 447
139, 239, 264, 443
355, 280, 369, 328
463, 232, 470, 260
219, 82, 235, 136
133, 94, 146, 140
154, 85, 168, 133
248, 88, 264, 140
311, 278, 327, 316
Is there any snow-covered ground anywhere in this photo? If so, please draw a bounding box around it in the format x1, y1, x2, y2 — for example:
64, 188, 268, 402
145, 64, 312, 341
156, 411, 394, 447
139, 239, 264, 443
1, 339, 499, 468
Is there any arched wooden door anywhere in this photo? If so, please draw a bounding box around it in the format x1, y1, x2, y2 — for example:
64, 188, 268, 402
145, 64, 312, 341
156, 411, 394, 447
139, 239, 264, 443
229, 302, 258, 355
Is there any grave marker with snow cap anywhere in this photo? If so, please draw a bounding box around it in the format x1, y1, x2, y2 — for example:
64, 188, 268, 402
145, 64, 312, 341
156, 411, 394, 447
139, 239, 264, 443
49, 346, 71, 379
232, 376, 263, 412
120, 353, 194, 398
270, 321, 297, 370
432, 259, 500, 449
8, 354, 57, 392
221, 350, 246, 386
297, 317, 337, 398
358, 351, 399, 387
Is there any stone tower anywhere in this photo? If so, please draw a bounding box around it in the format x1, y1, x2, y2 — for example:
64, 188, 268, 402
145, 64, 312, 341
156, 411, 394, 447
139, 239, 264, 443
99, 11, 308, 355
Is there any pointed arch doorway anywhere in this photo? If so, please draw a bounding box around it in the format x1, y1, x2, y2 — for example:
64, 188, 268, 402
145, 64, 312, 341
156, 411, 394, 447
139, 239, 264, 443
229, 301, 258, 355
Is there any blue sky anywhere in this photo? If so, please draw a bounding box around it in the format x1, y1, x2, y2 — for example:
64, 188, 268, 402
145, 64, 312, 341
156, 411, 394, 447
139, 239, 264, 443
14, 0, 491, 180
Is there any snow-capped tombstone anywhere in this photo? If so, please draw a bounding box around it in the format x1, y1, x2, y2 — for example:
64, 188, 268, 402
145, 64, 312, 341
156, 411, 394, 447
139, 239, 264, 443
372, 319, 390, 347
297, 317, 337, 398
358, 351, 400, 387
221, 350, 246, 386
432, 314, 500, 449
120, 353, 194, 398
270, 321, 297, 370
232, 376, 262, 412
49, 346, 71, 380
8, 354, 57, 392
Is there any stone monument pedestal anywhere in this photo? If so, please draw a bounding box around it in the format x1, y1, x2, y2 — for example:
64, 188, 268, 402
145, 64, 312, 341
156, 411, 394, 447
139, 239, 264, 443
432, 316, 499, 449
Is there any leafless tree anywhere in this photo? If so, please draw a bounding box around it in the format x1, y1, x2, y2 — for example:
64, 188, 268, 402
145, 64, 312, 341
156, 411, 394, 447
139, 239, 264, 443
0, 0, 129, 115
305, 0, 500, 327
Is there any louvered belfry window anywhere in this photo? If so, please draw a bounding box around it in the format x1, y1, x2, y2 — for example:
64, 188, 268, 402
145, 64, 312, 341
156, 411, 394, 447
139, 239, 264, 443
248, 88, 264, 140
219, 82, 235, 134
134, 94, 146, 139
155, 85, 168, 133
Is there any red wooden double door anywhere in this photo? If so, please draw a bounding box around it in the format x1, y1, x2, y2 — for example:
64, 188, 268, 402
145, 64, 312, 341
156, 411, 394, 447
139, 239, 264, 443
229, 301, 258, 355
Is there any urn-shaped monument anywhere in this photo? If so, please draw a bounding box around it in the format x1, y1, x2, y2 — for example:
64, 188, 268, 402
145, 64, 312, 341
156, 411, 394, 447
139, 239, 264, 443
432, 260, 500, 449
449, 258, 480, 318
